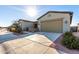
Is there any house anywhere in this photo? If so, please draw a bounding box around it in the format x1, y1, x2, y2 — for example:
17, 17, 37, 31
37, 11, 73, 33
77, 23, 79, 32
70, 26, 77, 32
18, 19, 38, 32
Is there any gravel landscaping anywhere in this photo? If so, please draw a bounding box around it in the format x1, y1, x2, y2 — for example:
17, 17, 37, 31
54, 32, 79, 54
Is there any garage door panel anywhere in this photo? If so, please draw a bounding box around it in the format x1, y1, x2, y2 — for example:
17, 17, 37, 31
41, 19, 63, 33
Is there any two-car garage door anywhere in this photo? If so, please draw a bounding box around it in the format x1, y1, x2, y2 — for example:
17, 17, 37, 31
41, 19, 63, 33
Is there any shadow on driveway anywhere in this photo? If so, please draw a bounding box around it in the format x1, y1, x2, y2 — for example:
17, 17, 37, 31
0, 32, 33, 43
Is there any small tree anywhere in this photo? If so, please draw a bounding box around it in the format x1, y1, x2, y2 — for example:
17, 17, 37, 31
8, 20, 22, 33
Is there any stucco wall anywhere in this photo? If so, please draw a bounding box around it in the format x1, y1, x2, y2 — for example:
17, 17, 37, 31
19, 21, 33, 31
38, 13, 71, 33
63, 18, 70, 33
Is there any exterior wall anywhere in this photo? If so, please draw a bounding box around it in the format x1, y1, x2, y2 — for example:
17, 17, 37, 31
19, 21, 33, 31
38, 13, 71, 33
40, 19, 63, 33
38, 21, 41, 31
63, 18, 70, 33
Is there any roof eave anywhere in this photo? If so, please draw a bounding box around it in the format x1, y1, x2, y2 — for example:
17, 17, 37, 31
37, 11, 73, 24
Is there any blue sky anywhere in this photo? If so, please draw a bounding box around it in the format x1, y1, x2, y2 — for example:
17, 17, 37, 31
0, 5, 79, 27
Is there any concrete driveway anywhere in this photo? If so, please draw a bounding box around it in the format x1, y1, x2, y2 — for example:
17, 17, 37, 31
1, 34, 59, 54
36, 32, 62, 41
0, 30, 62, 54
0, 31, 33, 43
0, 31, 62, 43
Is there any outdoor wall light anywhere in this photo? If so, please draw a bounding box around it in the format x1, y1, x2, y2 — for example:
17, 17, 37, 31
65, 20, 68, 24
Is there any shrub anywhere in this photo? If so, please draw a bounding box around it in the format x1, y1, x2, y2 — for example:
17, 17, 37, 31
64, 32, 73, 37
61, 32, 79, 50
8, 23, 22, 33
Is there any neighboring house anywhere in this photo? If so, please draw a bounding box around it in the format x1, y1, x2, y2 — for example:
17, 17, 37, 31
77, 23, 79, 32
70, 26, 77, 32
37, 11, 73, 33
18, 19, 34, 31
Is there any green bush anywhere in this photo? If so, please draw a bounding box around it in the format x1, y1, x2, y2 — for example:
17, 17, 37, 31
61, 32, 79, 50
64, 32, 73, 37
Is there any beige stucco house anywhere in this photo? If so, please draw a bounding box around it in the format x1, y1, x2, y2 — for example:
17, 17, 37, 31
18, 19, 34, 31
37, 11, 73, 33
18, 19, 38, 32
